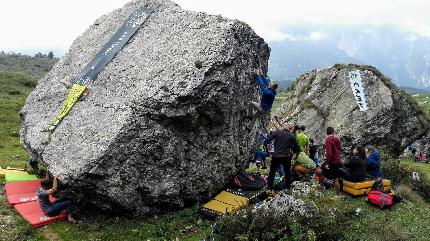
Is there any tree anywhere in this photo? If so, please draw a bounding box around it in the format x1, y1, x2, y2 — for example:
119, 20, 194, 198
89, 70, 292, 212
47, 51, 54, 59
34, 52, 44, 58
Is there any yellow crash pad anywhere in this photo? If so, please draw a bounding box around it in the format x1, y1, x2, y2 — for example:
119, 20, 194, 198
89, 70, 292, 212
342, 186, 390, 196
0, 168, 27, 178
202, 191, 248, 215
342, 179, 390, 190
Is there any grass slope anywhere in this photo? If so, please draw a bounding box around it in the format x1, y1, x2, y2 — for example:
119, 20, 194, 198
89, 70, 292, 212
0, 71, 36, 168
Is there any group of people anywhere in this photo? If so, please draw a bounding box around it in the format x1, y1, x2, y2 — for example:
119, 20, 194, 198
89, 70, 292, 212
249, 68, 382, 197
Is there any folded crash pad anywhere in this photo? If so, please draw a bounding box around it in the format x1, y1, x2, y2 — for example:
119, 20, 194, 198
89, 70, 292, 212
5, 172, 38, 183
5, 179, 42, 206
200, 191, 248, 218
342, 186, 390, 196
342, 179, 391, 190
14, 199, 67, 228
341, 178, 391, 196
0, 168, 27, 178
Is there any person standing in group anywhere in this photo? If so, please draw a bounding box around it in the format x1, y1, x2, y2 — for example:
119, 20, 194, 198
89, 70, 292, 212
296, 125, 310, 155
317, 127, 343, 198
264, 123, 300, 193
309, 138, 319, 166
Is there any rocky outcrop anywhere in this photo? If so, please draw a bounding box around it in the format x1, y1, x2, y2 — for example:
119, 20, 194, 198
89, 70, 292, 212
275, 64, 429, 157
19, 0, 269, 215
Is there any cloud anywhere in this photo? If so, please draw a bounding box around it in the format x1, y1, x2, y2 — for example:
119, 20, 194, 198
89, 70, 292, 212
0, 0, 429, 55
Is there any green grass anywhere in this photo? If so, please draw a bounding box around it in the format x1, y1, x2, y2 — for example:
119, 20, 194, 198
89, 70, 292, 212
0, 71, 35, 168
309, 188, 430, 241
48, 205, 212, 241
414, 92, 430, 118
1, 176, 212, 241
401, 158, 430, 179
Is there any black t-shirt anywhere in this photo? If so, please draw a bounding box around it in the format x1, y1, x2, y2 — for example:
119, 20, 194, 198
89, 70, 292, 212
264, 130, 299, 158
344, 155, 366, 182
309, 145, 317, 160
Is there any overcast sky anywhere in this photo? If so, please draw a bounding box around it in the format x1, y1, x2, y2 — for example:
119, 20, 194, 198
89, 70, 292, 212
1, 0, 429, 56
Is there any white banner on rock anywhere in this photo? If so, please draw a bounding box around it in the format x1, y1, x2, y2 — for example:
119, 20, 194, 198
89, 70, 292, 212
348, 70, 368, 111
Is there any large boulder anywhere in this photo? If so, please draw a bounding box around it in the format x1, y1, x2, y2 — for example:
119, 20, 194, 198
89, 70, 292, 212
19, 0, 269, 215
275, 64, 429, 157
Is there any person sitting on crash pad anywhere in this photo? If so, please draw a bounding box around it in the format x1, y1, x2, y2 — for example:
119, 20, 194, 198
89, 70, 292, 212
365, 146, 381, 178
37, 175, 77, 224
340, 146, 366, 182
247, 68, 278, 123
292, 152, 316, 180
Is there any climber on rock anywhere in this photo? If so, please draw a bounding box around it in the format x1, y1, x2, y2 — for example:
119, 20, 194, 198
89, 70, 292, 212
247, 68, 278, 124
37, 174, 77, 224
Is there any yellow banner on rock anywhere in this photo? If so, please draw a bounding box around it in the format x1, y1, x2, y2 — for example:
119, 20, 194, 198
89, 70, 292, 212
48, 84, 87, 131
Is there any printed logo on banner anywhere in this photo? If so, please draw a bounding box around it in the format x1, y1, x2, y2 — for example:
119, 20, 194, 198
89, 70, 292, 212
348, 70, 368, 111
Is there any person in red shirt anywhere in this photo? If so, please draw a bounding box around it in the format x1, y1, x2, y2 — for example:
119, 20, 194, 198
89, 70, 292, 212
317, 127, 343, 197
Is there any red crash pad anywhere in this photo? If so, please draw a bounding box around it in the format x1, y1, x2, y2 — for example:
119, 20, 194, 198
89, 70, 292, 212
5, 180, 42, 206
14, 199, 67, 228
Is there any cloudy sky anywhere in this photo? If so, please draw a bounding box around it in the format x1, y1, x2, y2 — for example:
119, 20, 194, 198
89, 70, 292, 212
1, 0, 429, 56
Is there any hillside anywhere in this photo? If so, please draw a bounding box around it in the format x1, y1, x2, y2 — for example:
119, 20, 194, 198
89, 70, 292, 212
0, 52, 57, 78
1, 55, 430, 240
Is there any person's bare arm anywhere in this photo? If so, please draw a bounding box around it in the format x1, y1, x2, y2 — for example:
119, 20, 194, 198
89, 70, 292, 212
47, 176, 58, 195
271, 119, 283, 130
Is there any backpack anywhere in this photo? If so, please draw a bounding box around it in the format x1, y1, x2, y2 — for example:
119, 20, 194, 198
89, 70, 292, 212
367, 178, 398, 208
368, 190, 393, 208
230, 171, 267, 191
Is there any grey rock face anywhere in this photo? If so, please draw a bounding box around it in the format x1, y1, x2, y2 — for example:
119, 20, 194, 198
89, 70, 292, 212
260, 190, 317, 218
275, 64, 428, 157
19, 0, 269, 215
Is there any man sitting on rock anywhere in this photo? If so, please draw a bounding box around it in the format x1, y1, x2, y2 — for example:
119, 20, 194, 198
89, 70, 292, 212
365, 146, 381, 178
37, 174, 77, 224
247, 68, 278, 124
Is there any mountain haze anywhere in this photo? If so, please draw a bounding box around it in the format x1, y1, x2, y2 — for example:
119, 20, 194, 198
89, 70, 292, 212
268, 25, 430, 89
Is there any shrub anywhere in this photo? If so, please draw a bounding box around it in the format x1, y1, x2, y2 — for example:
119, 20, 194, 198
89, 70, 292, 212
396, 185, 425, 204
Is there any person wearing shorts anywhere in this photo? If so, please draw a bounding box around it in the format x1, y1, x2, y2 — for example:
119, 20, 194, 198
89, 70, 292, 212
317, 127, 342, 197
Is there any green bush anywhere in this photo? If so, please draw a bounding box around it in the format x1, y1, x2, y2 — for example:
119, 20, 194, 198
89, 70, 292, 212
382, 158, 430, 202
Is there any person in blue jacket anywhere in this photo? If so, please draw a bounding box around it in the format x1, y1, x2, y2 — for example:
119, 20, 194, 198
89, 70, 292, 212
248, 68, 278, 123
366, 146, 381, 178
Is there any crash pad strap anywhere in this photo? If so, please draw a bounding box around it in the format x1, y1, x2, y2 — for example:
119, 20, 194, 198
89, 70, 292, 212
48, 83, 86, 131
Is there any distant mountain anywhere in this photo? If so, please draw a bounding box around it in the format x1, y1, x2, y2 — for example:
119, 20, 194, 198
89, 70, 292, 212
268, 25, 430, 89
401, 86, 430, 95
